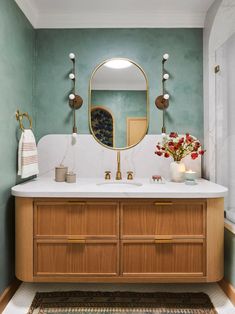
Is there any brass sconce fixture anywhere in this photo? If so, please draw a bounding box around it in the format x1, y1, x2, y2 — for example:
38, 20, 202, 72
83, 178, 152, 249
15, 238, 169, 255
155, 53, 170, 134
68, 53, 83, 135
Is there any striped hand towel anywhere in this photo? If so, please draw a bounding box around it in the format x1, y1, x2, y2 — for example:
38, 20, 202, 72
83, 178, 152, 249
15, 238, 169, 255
18, 129, 39, 178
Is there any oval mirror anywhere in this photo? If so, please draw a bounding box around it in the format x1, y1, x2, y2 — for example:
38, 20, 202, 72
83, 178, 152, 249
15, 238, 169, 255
89, 58, 149, 150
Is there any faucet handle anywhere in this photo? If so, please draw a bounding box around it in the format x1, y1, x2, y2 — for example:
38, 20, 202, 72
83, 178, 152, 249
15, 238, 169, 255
127, 171, 134, 180
105, 171, 111, 180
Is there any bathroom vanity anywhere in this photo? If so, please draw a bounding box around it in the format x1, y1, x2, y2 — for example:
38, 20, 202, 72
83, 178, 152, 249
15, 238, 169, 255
12, 58, 227, 283
12, 178, 227, 283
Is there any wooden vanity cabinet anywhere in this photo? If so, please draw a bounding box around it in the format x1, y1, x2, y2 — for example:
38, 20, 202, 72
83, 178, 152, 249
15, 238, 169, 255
15, 197, 224, 283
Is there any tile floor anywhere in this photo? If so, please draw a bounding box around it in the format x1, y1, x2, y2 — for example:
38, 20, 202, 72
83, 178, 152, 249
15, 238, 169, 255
3, 282, 235, 314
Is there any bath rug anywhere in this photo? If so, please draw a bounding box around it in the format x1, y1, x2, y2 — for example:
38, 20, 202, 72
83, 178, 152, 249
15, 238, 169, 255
27, 291, 217, 314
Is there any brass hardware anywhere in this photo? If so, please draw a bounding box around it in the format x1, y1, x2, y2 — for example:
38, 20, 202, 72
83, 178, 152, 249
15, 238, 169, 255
105, 171, 111, 180
16, 110, 33, 131
127, 171, 133, 180
68, 201, 86, 205
67, 239, 86, 244
154, 239, 173, 244
154, 235, 173, 244
154, 202, 173, 206
155, 95, 169, 110
88, 57, 149, 150
116, 151, 122, 180
215, 65, 220, 73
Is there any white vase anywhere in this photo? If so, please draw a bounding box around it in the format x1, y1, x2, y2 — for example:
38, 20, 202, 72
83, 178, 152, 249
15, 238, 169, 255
170, 161, 186, 182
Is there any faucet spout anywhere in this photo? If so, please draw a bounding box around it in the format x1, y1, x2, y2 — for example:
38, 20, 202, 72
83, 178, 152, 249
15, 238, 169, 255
116, 151, 122, 180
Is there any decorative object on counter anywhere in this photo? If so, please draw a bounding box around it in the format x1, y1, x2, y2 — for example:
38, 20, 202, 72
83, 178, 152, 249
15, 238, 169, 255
185, 169, 197, 185
152, 175, 163, 183
68, 52, 83, 136
104, 171, 111, 180
155, 53, 170, 134
55, 164, 68, 182
66, 171, 76, 183
155, 132, 205, 183
16, 110, 39, 179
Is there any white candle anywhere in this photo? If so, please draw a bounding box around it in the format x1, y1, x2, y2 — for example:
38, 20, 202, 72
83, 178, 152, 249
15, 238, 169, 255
185, 170, 196, 181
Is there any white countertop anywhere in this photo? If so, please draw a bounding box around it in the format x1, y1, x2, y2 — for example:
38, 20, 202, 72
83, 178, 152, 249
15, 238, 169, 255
11, 177, 228, 198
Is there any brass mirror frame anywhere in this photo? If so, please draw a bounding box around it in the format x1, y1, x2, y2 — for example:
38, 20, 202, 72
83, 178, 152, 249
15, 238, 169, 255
89, 58, 149, 151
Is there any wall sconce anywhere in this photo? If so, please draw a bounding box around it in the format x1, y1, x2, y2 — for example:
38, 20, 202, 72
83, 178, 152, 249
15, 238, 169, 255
155, 53, 170, 134
68, 52, 83, 136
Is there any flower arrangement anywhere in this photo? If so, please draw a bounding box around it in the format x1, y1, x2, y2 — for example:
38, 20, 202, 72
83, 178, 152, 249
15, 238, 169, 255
155, 132, 205, 162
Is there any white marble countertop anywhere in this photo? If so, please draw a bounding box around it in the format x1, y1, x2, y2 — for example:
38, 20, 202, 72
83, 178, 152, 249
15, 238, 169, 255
11, 177, 228, 198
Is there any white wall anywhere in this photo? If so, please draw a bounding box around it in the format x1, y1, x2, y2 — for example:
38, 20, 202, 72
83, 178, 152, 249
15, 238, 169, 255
203, 0, 235, 180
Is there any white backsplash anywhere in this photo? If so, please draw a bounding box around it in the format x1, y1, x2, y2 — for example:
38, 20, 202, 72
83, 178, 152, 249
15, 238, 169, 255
37, 134, 201, 179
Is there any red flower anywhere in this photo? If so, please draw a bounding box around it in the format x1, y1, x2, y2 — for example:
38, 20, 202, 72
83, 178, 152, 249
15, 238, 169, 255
169, 132, 178, 138
191, 153, 198, 160
164, 152, 170, 158
156, 145, 161, 150
155, 151, 163, 156
179, 137, 184, 144
199, 150, 205, 155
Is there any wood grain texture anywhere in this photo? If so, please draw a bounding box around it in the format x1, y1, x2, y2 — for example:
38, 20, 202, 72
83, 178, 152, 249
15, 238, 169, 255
35, 241, 118, 276
219, 278, 235, 306
121, 200, 205, 238
0, 279, 21, 313
206, 198, 224, 282
34, 201, 118, 239
121, 241, 205, 276
15, 198, 34, 281
15, 197, 224, 283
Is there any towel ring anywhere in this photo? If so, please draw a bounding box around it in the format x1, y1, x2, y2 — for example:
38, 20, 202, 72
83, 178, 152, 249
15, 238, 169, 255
16, 110, 32, 131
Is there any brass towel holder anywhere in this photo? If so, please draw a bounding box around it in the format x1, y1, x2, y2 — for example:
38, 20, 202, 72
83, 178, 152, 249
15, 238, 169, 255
15, 110, 32, 131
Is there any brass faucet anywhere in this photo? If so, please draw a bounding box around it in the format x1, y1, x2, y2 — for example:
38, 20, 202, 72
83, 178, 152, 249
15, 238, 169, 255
104, 171, 111, 180
115, 151, 122, 180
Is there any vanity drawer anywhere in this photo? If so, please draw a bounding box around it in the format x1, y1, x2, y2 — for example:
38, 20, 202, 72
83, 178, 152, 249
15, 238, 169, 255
121, 200, 206, 238
34, 240, 118, 276
121, 240, 205, 276
34, 201, 118, 238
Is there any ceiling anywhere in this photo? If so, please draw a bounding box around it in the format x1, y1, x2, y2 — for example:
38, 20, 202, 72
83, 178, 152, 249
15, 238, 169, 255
92, 63, 147, 91
15, 0, 215, 29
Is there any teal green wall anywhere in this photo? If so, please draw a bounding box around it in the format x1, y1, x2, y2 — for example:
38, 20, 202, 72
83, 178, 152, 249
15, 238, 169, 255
91, 90, 146, 147
35, 29, 203, 142
0, 0, 34, 293
224, 229, 235, 286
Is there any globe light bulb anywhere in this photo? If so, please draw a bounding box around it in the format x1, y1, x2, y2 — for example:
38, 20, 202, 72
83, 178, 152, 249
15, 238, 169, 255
69, 73, 75, 80
163, 94, 169, 100
163, 73, 169, 80
69, 93, 75, 100
163, 53, 169, 60
69, 53, 75, 60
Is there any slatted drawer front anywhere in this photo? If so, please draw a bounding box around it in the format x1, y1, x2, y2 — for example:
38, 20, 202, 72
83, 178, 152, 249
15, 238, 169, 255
35, 240, 118, 276
122, 241, 205, 276
121, 201, 205, 238
34, 201, 118, 238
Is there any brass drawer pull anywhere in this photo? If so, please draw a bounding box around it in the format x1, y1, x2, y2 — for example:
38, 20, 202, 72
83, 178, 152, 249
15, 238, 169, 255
154, 202, 173, 206
155, 239, 173, 244
67, 238, 86, 244
155, 235, 173, 243
68, 201, 86, 205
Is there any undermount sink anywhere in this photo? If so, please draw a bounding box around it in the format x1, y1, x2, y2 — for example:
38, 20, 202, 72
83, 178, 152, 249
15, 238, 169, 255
96, 181, 142, 187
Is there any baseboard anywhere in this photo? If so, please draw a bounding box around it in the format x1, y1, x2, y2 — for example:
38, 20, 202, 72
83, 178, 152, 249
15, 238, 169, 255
0, 279, 21, 313
219, 278, 235, 306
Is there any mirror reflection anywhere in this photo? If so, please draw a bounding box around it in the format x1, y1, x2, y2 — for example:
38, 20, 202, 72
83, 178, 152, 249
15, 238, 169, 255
89, 58, 148, 149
